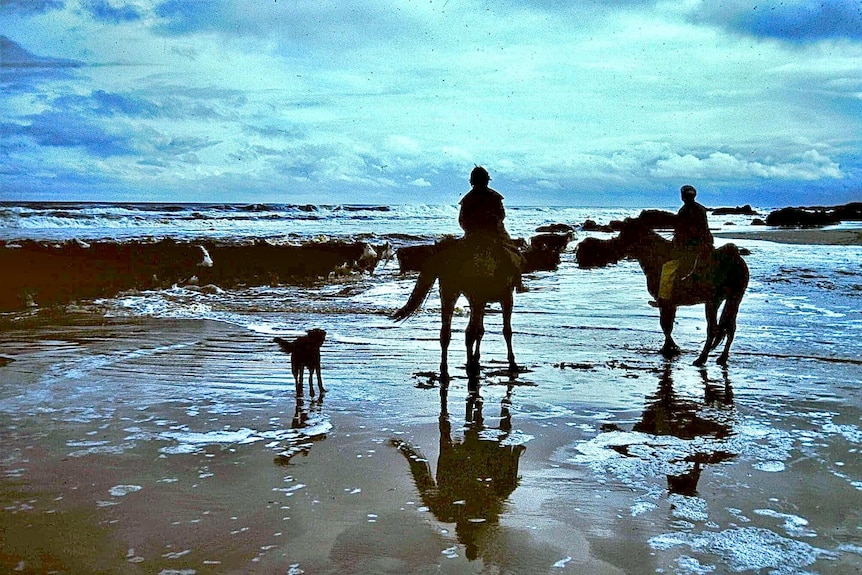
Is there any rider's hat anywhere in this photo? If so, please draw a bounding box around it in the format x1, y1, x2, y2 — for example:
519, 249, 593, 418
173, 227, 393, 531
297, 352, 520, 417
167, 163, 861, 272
680, 185, 697, 199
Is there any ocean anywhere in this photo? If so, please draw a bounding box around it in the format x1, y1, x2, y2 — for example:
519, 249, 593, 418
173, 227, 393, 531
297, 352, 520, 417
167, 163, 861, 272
1, 201, 861, 573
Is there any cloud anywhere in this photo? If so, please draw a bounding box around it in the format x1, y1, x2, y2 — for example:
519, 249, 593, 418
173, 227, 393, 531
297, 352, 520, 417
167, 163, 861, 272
651, 149, 843, 182
1, 2, 860, 206
4, 112, 134, 156
691, 0, 862, 43
151, 0, 425, 55
0, 0, 64, 15
82, 0, 144, 23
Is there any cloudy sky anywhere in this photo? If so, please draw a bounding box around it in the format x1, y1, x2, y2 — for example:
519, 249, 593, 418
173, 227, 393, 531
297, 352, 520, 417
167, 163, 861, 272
1, 0, 860, 206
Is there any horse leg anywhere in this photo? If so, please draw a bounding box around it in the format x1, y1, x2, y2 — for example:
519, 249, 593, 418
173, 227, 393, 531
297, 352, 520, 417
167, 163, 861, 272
659, 303, 680, 357
502, 290, 517, 373
439, 288, 457, 380
694, 301, 718, 366
465, 301, 484, 376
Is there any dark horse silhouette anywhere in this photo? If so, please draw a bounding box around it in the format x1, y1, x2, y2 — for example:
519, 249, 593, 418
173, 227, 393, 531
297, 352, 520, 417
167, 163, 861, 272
392, 237, 521, 377
577, 216, 749, 365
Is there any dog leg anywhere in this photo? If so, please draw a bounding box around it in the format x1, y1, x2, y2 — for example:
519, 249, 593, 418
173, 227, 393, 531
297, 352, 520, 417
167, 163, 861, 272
315, 364, 326, 396
295, 367, 304, 397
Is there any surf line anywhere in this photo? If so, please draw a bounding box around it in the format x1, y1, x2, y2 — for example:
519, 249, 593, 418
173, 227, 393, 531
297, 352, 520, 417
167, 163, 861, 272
739, 351, 862, 365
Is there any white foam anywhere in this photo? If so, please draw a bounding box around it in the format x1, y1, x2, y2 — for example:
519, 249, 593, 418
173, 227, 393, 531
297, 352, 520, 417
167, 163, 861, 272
109, 485, 142, 497
650, 527, 833, 573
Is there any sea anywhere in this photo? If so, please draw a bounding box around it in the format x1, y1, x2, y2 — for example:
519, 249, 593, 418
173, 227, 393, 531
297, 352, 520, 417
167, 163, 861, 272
1, 201, 859, 358
1, 201, 861, 573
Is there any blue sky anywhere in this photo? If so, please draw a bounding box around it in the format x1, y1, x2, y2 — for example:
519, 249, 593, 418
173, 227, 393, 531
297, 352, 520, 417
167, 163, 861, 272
1, 0, 860, 206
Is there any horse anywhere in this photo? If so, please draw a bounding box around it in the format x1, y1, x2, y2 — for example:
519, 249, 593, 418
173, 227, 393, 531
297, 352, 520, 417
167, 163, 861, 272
577, 217, 749, 366
392, 236, 522, 378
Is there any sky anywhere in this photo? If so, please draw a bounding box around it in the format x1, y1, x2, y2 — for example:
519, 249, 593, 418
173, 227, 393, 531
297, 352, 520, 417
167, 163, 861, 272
1, 0, 861, 207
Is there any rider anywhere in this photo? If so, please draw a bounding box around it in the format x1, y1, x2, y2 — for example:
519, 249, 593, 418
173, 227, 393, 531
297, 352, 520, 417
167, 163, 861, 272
458, 166, 524, 290
458, 166, 512, 241
658, 185, 714, 303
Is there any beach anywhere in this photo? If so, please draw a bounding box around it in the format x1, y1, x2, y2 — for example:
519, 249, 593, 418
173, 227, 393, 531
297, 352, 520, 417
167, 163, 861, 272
2, 205, 861, 574
714, 227, 862, 246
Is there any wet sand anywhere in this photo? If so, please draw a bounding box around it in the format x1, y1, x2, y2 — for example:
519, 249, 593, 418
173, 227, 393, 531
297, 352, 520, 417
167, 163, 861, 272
715, 227, 862, 245
1, 316, 631, 574
2, 235, 861, 573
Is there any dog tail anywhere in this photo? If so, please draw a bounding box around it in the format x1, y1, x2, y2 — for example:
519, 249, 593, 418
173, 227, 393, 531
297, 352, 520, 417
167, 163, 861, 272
391, 261, 438, 322
274, 337, 295, 354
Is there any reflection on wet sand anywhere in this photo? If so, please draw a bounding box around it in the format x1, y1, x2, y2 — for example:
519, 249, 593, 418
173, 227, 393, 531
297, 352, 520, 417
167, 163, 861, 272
392, 380, 526, 561
273, 396, 328, 465
615, 362, 736, 496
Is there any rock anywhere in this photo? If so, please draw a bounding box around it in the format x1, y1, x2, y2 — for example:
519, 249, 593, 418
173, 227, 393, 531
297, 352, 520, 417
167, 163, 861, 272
712, 204, 758, 216
535, 223, 574, 234
581, 219, 614, 233
636, 209, 677, 230
765, 207, 839, 227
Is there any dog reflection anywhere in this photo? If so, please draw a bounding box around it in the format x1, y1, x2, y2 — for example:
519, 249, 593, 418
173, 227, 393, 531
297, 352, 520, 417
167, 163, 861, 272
273, 396, 326, 466
632, 363, 735, 496
392, 388, 525, 560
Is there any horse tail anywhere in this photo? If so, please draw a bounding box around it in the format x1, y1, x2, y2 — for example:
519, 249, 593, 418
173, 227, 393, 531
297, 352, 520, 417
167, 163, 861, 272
391, 258, 439, 321
709, 244, 749, 351
708, 298, 735, 351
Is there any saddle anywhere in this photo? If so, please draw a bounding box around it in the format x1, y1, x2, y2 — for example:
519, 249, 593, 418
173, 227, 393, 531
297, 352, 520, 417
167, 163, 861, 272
661, 248, 714, 304
455, 234, 524, 281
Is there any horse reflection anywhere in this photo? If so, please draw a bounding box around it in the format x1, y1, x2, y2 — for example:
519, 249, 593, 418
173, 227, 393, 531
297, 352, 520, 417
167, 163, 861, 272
632, 363, 735, 495
392, 383, 525, 560
273, 396, 327, 466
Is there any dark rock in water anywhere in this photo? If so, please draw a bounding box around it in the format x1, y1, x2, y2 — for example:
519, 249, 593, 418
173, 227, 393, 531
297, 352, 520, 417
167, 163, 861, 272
0, 238, 388, 312
396, 242, 448, 273
751, 218, 766, 226
596, 211, 675, 234
765, 203, 861, 227
833, 202, 862, 221
766, 207, 839, 227
712, 204, 758, 216
395, 233, 571, 274
535, 223, 574, 234
581, 219, 615, 233
636, 209, 677, 230
575, 236, 625, 268
524, 232, 572, 272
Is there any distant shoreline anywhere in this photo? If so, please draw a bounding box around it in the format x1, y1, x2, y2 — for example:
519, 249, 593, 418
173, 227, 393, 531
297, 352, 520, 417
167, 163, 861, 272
714, 228, 862, 246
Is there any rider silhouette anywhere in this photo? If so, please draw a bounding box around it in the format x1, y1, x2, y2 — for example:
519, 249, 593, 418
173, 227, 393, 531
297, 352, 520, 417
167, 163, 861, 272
459, 166, 512, 240
458, 166, 524, 290
658, 185, 714, 303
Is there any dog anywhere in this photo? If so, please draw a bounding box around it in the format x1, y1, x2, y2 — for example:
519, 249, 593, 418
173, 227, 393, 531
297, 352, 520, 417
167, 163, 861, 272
274, 328, 327, 397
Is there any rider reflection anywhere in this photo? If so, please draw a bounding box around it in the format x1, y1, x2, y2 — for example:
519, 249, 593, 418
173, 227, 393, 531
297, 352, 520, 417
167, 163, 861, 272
633, 363, 735, 495
392, 382, 525, 560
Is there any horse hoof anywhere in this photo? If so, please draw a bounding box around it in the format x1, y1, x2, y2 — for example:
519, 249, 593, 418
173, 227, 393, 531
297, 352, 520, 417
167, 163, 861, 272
692, 357, 707, 367
716, 355, 728, 366
661, 346, 681, 358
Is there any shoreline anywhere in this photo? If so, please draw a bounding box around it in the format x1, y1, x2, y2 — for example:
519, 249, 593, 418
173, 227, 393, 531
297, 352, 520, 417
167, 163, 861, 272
714, 227, 862, 246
